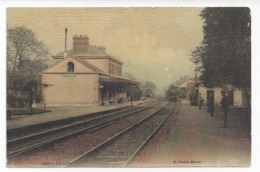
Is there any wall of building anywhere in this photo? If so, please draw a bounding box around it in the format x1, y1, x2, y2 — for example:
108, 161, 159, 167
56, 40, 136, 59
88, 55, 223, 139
199, 86, 243, 106
82, 58, 122, 76
214, 89, 223, 105
84, 58, 108, 73
198, 86, 207, 104
42, 74, 99, 107
199, 86, 228, 105
46, 57, 95, 73
234, 89, 243, 106
108, 59, 122, 76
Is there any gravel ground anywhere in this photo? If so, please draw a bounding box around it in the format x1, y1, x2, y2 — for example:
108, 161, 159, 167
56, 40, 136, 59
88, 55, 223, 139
128, 101, 250, 167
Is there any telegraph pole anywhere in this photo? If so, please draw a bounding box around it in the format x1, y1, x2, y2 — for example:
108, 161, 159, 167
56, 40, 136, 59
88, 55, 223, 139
65, 27, 68, 52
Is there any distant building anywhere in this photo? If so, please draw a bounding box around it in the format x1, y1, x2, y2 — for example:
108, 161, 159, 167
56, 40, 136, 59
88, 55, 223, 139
42, 35, 139, 107
176, 79, 195, 99
176, 79, 247, 106
199, 85, 247, 106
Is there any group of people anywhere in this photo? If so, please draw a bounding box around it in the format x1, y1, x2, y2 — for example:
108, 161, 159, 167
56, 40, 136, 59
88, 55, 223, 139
197, 91, 230, 128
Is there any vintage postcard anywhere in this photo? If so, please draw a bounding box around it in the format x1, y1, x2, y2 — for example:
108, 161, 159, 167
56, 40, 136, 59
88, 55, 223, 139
6, 7, 251, 168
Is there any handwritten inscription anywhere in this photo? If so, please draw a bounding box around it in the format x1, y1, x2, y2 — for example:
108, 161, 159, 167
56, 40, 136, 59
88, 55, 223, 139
41, 162, 70, 166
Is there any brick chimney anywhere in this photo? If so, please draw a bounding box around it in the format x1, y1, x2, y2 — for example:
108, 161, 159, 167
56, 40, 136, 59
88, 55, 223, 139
73, 35, 89, 53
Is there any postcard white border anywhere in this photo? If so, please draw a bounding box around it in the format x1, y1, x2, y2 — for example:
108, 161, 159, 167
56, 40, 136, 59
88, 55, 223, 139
1, 1, 259, 172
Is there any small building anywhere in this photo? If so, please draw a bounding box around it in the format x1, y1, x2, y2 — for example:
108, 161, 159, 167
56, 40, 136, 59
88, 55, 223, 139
42, 35, 139, 107
199, 85, 246, 106
176, 79, 247, 107
176, 79, 195, 99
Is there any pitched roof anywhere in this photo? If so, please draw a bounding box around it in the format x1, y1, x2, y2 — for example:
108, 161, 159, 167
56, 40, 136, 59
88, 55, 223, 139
52, 44, 123, 65
42, 56, 138, 85
70, 56, 105, 73
42, 55, 105, 74
55, 44, 107, 56
176, 79, 195, 88
99, 75, 140, 85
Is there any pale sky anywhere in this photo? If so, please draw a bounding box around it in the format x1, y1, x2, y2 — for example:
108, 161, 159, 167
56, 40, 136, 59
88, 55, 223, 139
7, 8, 204, 90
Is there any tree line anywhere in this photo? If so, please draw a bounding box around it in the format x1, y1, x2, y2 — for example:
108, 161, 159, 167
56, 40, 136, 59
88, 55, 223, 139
190, 7, 251, 106
7, 26, 51, 110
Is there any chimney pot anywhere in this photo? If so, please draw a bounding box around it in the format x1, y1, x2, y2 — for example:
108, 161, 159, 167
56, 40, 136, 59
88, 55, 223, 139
73, 35, 89, 53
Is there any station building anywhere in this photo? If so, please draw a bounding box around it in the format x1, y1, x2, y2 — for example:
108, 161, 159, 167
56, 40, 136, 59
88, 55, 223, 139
42, 35, 139, 107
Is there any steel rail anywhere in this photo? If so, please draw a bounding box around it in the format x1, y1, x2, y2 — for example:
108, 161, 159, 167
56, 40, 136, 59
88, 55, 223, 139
8, 100, 161, 144
7, 100, 163, 159
123, 104, 175, 167
7, 120, 115, 159
7, 106, 132, 139
66, 102, 173, 167
8, 106, 142, 144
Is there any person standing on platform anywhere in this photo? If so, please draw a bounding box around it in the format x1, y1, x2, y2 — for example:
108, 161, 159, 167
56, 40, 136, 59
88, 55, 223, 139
207, 92, 215, 117
198, 93, 204, 109
130, 95, 134, 106
220, 91, 229, 128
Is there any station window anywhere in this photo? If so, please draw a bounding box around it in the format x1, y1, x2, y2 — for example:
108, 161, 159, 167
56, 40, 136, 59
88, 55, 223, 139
113, 65, 116, 75
109, 63, 112, 74
112, 64, 114, 75
67, 62, 74, 72
119, 66, 121, 75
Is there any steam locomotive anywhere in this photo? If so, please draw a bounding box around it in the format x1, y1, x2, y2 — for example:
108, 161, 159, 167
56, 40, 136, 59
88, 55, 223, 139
166, 84, 179, 101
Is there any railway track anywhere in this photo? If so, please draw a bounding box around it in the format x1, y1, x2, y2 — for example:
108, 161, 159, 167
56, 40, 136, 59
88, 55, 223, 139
7, 100, 163, 159
66, 102, 175, 167
8, 106, 135, 139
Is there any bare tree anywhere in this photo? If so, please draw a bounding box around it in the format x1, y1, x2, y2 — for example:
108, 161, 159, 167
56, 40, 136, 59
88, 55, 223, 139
7, 26, 51, 108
